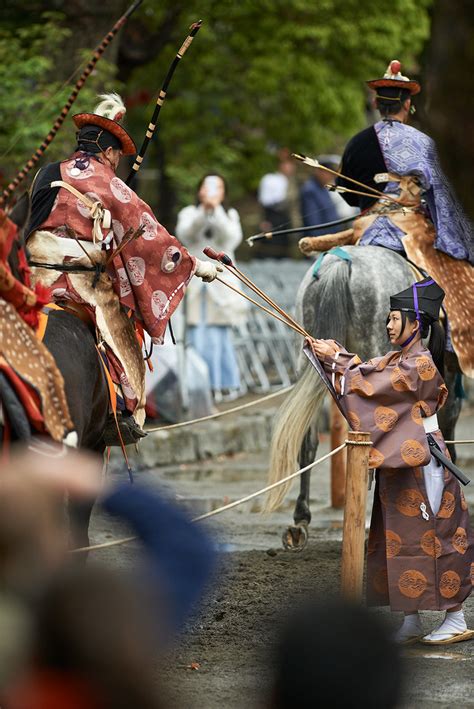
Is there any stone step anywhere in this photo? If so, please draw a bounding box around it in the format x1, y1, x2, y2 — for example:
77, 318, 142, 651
116, 411, 275, 468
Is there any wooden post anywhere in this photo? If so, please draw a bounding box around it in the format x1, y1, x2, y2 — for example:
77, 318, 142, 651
330, 400, 347, 508
341, 430, 371, 601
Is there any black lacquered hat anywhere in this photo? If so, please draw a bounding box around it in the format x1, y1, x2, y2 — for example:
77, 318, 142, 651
390, 277, 445, 322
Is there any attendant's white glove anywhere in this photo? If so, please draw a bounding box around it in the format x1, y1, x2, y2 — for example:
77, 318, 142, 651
194, 258, 223, 283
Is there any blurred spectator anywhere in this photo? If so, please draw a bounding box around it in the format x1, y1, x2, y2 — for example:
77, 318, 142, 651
269, 597, 403, 709
318, 154, 360, 221
258, 151, 301, 258
0, 449, 215, 708
300, 155, 358, 235
176, 174, 246, 401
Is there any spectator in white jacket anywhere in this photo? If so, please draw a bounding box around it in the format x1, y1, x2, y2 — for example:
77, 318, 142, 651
176, 174, 247, 400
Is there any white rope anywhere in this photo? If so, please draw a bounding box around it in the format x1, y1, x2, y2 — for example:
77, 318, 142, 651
72, 442, 347, 554
444, 439, 474, 445
145, 385, 294, 433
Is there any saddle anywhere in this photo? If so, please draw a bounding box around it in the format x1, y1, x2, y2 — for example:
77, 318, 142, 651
0, 299, 74, 444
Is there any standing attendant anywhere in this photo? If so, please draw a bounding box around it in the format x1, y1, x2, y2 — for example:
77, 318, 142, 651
307, 278, 473, 644
176, 174, 246, 400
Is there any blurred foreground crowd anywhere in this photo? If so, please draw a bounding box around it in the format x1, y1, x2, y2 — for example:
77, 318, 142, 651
0, 446, 404, 708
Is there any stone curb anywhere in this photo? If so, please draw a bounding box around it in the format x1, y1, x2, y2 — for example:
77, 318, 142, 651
123, 410, 275, 468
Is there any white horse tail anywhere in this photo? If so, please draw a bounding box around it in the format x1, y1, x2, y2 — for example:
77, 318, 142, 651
264, 364, 325, 512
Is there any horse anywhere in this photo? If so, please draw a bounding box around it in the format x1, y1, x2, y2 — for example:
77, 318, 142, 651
264, 245, 463, 549
5, 194, 109, 550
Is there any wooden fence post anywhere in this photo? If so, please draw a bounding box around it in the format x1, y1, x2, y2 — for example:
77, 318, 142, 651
340, 430, 372, 600
330, 400, 347, 508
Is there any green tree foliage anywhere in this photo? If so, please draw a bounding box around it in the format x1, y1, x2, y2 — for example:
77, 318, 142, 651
127, 0, 432, 207
0, 1, 432, 213
0, 12, 119, 191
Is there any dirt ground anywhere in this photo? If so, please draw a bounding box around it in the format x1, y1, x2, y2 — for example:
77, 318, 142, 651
90, 411, 474, 708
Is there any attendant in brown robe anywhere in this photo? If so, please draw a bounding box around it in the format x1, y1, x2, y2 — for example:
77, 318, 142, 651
307, 278, 473, 645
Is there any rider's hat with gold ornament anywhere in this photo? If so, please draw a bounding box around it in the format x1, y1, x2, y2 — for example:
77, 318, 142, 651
72, 93, 136, 155
367, 60, 421, 96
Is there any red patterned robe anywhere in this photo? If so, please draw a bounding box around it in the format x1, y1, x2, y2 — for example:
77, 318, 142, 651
320, 339, 473, 611
28, 154, 196, 419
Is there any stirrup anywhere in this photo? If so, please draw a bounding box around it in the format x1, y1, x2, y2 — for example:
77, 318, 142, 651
103, 413, 147, 447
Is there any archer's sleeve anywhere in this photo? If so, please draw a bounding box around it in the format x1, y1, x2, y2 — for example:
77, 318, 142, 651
312, 342, 362, 394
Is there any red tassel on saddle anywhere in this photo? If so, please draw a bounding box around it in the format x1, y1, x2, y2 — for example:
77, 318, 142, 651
17, 283, 52, 330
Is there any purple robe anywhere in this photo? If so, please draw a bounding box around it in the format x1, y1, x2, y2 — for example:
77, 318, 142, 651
361, 121, 474, 264
318, 339, 473, 611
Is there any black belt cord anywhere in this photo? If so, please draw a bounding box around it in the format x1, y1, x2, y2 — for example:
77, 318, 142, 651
29, 261, 105, 288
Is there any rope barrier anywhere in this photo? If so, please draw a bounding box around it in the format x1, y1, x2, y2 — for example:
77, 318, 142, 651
71, 442, 347, 553
145, 385, 294, 433
444, 439, 474, 445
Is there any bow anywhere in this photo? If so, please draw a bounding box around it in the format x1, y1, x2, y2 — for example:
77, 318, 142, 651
1, 0, 143, 206
246, 215, 357, 246
125, 20, 203, 185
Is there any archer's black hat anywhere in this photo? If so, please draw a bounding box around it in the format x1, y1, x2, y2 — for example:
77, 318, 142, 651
390, 277, 445, 322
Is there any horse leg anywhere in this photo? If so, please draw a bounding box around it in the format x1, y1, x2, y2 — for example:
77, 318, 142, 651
282, 421, 319, 552
438, 351, 463, 463
44, 312, 109, 553
68, 497, 95, 555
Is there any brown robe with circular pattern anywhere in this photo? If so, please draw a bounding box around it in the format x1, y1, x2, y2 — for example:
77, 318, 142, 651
321, 340, 473, 611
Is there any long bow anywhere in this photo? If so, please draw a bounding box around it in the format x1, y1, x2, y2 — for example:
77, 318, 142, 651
1, 0, 143, 206
125, 20, 203, 185
246, 215, 356, 246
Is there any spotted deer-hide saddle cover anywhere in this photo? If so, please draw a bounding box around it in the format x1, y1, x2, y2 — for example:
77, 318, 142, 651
319, 340, 448, 469
0, 299, 74, 441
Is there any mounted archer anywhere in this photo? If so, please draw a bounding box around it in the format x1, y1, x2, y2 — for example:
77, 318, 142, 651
26, 93, 220, 443
299, 60, 474, 379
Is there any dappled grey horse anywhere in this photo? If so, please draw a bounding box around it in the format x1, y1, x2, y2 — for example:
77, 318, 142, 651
265, 245, 463, 549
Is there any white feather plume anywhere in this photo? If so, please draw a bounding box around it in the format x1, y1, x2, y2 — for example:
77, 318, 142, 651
94, 93, 126, 122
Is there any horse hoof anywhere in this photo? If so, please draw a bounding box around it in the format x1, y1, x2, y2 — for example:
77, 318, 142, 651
282, 524, 308, 552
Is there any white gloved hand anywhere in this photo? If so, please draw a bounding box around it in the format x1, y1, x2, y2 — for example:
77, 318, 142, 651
194, 258, 223, 283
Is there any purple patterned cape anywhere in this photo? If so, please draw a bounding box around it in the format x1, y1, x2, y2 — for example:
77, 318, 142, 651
373, 121, 473, 263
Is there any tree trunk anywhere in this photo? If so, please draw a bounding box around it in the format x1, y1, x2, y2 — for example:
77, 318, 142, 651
423, 0, 474, 219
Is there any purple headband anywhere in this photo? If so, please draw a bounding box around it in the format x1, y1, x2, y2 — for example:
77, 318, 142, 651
400, 279, 435, 347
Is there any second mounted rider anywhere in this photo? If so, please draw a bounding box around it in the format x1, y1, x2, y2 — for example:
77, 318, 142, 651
299, 61, 474, 379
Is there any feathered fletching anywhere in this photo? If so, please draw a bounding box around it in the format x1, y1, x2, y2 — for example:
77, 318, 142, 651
94, 93, 126, 123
